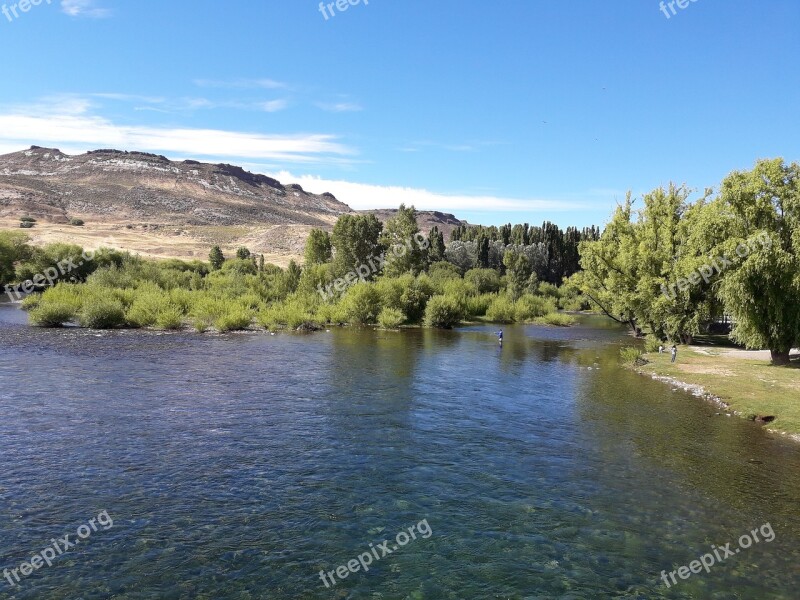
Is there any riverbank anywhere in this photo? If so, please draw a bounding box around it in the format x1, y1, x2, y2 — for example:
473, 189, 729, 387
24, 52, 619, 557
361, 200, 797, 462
634, 346, 800, 439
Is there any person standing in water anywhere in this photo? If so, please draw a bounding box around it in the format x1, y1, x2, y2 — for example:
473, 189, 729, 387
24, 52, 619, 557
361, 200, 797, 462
497, 330, 503, 345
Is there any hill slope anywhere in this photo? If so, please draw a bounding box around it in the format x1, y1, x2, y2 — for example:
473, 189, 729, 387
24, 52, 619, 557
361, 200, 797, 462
0, 147, 351, 264
0, 147, 470, 264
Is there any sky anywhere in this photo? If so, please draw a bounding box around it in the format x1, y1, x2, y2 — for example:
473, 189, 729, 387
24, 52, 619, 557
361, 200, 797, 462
0, 0, 798, 228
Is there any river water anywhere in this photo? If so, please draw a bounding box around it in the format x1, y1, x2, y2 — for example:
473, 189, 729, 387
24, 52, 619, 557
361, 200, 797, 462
1, 303, 798, 599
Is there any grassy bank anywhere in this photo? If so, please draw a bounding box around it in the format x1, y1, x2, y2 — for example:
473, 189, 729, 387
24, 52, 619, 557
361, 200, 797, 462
635, 346, 800, 437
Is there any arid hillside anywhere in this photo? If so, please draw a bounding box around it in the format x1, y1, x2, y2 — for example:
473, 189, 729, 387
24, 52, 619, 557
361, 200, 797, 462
0, 147, 468, 264
0, 147, 350, 265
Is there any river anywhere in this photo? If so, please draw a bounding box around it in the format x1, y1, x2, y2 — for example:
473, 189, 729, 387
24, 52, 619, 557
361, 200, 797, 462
1, 304, 798, 599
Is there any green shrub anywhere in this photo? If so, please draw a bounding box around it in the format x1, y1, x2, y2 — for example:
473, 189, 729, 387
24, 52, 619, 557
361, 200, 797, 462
515, 295, 556, 322
221, 258, 258, 275
25, 284, 83, 326
374, 277, 405, 311
70, 218, 85, 226
155, 306, 184, 330
644, 336, 662, 353
19, 222, 34, 229
534, 312, 576, 327
486, 295, 516, 323
190, 297, 228, 332
126, 290, 170, 328
424, 295, 462, 328
378, 307, 406, 329
214, 307, 253, 332
79, 297, 126, 329
168, 288, 195, 313
537, 282, 560, 298
620, 346, 646, 365
398, 276, 432, 323
20, 217, 37, 223
20, 294, 41, 311
257, 300, 317, 330
465, 268, 501, 293
465, 293, 493, 318
428, 261, 462, 280
341, 283, 382, 325
29, 302, 78, 327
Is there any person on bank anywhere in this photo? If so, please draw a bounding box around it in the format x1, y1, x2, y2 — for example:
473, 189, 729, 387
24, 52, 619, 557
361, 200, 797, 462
671, 345, 677, 363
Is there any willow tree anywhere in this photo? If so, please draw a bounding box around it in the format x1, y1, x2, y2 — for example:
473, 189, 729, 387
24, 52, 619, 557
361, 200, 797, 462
712, 158, 800, 365
576, 194, 642, 333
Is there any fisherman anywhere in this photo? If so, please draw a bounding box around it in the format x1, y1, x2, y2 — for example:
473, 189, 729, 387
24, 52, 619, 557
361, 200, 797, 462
496, 330, 503, 345
671, 345, 677, 363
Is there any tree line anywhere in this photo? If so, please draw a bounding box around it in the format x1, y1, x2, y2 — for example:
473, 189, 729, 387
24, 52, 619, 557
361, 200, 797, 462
572, 158, 800, 365
450, 222, 599, 283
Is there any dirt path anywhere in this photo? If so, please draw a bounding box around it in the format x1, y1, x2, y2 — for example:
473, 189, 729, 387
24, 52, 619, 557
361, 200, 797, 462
690, 346, 800, 362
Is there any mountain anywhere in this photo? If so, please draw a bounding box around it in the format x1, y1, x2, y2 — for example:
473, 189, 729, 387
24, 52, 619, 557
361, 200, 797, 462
0, 146, 352, 264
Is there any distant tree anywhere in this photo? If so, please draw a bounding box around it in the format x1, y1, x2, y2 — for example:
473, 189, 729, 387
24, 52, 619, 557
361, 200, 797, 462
380, 204, 426, 277
286, 259, 302, 292
503, 248, 533, 300
476, 234, 490, 268
209, 246, 225, 270
304, 228, 333, 265
331, 214, 383, 279
428, 226, 446, 263
236, 247, 251, 260
444, 241, 476, 273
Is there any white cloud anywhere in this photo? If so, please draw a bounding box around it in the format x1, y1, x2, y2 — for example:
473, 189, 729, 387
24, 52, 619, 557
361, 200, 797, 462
61, 0, 110, 18
316, 101, 363, 113
260, 99, 289, 113
0, 111, 354, 164
267, 171, 588, 213
193, 78, 289, 90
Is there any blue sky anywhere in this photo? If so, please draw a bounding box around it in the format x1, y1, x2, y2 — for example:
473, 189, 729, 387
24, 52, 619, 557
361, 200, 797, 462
0, 0, 798, 228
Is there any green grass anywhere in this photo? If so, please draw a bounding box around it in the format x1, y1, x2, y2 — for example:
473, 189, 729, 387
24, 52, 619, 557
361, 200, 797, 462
639, 347, 800, 436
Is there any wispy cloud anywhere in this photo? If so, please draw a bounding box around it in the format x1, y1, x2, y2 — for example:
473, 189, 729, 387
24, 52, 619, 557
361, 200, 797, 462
193, 78, 289, 90
316, 101, 363, 113
267, 171, 589, 213
63, 92, 290, 114
61, 0, 111, 18
91, 93, 166, 105
399, 140, 505, 153
260, 99, 289, 113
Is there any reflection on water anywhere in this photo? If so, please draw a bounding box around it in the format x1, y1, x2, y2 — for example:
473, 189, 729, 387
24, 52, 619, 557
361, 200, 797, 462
0, 306, 798, 599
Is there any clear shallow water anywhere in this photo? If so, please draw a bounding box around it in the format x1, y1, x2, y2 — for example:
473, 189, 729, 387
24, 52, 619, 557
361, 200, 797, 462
0, 304, 799, 599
